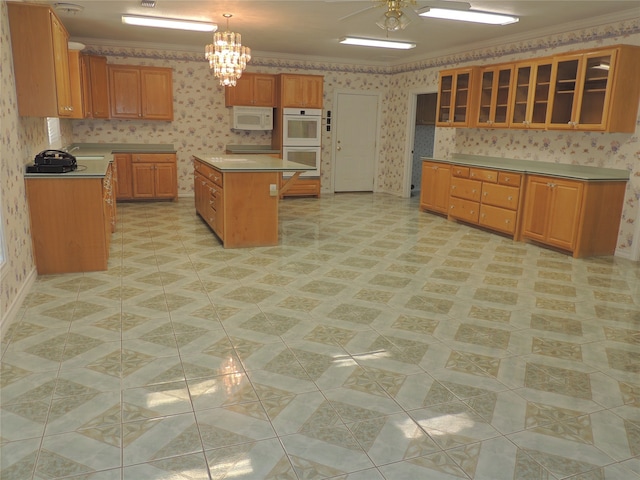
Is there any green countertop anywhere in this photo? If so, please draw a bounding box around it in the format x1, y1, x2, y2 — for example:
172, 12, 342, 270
193, 154, 315, 173
24, 143, 175, 179
422, 154, 629, 181
225, 144, 280, 155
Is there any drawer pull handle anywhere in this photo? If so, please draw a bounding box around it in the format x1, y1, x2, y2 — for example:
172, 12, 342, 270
483, 192, 487, 196
472, 189, 477, 194
508, 196, 513, 201
452, 185, 456, 190
505, 219, 510, 224
504, 177, 510, 182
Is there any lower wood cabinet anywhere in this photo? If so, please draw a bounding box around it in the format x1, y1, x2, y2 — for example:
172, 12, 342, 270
25, 164, 114, 274
420, 161, 451, 214
115, 153, 177, 200
521, 175, 626, 257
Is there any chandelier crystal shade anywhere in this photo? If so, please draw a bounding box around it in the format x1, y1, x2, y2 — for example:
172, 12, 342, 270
205, 14, 251, 87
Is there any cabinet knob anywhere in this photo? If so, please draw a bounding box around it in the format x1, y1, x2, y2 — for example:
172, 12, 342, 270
451, 185, 456, 190
508, 196, 513, 201
450, 205, 454, 209
472, 189, 477, 194
505, 219, 510, 224
504, 177, 510, 182
483, 191, 487, 196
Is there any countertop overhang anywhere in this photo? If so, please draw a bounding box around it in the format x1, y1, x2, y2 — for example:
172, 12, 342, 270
193, 154, 315, 173
423, 154, 630, 182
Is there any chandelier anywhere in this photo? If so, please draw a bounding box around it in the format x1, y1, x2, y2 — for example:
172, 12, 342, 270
376, 0, 416, 32
205, 14, 251, 87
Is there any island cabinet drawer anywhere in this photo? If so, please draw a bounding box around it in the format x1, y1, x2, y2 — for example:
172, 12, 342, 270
481, 183, 519, 210
450, 177, 482, 202
498, 171, 521, 186
132, 153, 175, 163
449, 197, 480, 223
479, 204, 517, 234
194, 160, 224, 188
469, 168, 498, 183
210, 184, 223, 212
452, 166, 470, 178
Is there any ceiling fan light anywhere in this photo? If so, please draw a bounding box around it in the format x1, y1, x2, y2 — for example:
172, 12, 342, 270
419, 7, 519, 25
122, 14, 217, 32
339, 36, 416, 50
376, 10, 411, 31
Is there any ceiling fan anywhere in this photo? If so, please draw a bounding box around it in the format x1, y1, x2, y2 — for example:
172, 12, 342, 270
336, 0, 422, 31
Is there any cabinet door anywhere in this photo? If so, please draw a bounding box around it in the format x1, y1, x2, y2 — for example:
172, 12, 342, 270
109, 66, 141, 118
301, 76, 323, 108
88, 56, 110, 118
154, 163, 178, 198
549, 54, 582, 129
280, 75, 323, 108
132, 164, 156, 198
574, 50, 616, 131
141, 68, 174, 120
68, 50, 84, 119
477, 66, 512, 128
546, 179, 583, 251
510, 61, 552, 128
50, 12, 73, 117
420, 162, 450, 214
114, 154, 133, 200
225, 75, 255, 106
253, 74, 276, 106
521, 176, 553, 242
436, 69, 475, 127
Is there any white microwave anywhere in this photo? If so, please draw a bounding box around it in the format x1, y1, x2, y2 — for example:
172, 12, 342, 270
230, 106, 273, 131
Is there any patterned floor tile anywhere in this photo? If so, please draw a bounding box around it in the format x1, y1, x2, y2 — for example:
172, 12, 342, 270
4, 194, 640, 480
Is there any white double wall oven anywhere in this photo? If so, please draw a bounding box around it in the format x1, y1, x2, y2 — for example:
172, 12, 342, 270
282, 108, 322, 178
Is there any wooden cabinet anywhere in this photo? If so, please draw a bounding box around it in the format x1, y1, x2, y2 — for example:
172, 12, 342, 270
115, 153, 176, 200
109, 65, 174, 120
521, 175, 626, 257
131, 153, 177, 199
420, 161, 451, 214
279, 176, 321, 198
225, 73, 276, 107
25, 166, 114, 274
194, 159, 280, 248
436, 68, 477, 127
7, 2, 75, 117
81, 55, 110, 119
279, 74, 324, 108
476, 65, 513, 128
547, 46, 640, 132
510, 60, 553, 129
114, 154, 133, 200
68, 50, 85, 119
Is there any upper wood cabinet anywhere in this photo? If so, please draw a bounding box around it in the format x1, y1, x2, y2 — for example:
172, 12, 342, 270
509, 60, 553, 129
436, 68, 477, 127
68, 50, 84, 119
7, 2, 75, 117
108, 65, 174, 120
225, 73, 276, 107
81, 55, 110, 119
547, 46, 640, 132
476, 65, 513, 128
279, 74, 324, 108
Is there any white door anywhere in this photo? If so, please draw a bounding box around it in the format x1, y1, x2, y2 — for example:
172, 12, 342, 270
333, 92, 379, 192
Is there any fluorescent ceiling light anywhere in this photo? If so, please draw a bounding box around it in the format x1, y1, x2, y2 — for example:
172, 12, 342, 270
122, 14, 217, 32
339, 37, 416, 50
419, 8, 519, 25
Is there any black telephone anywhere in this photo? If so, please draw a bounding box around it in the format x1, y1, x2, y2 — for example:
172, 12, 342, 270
34, 149, 77, 167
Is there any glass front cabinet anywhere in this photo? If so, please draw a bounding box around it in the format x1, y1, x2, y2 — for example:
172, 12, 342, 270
436, 68, 477, 127
510, 60, 553, 129
477, 65, 513, 128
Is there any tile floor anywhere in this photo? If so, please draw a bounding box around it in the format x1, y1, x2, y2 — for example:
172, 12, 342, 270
1, 193, 640, 480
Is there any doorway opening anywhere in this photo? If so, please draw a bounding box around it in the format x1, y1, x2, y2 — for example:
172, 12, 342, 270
409, 93, 437, 197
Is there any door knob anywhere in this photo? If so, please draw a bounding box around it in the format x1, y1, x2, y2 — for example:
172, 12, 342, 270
337, 146, 342, 151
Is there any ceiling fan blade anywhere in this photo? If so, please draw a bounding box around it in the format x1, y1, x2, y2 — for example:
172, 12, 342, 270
338, 4, 377, 21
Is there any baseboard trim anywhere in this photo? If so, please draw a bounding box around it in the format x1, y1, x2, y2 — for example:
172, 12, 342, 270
1, 267, 37, 338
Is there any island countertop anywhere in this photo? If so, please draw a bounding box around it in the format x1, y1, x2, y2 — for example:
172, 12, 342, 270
193, 153, 315, 173
422, 154, 630, 182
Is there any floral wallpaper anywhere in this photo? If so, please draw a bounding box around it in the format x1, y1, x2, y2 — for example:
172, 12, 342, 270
1, 2, 639, 326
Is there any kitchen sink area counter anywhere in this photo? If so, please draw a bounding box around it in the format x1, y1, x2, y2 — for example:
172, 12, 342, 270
420, 154, 629, 257
193, 153, 315, 248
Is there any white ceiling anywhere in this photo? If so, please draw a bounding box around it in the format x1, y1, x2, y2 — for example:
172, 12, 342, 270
51, 1, 640, 65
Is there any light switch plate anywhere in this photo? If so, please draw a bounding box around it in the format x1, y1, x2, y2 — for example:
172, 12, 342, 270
269, 184, 277, 197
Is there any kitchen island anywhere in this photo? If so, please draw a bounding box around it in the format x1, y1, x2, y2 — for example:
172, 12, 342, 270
193, 154, 315, 248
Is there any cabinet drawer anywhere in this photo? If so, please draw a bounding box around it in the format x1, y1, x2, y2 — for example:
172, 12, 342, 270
449, 197, 480, 223
498, 171, 521, 186
194, 160, 223, 187
450, 177, 482, 202
132, 153, 175, 163
210, 185, 223, 211
479, 204, 517, 234
469, 168, 498, 183
451, 166, 470, 178
481, 183, 519, 210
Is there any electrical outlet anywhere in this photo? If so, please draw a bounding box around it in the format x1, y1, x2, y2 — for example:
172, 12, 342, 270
269, 184, 277, 197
